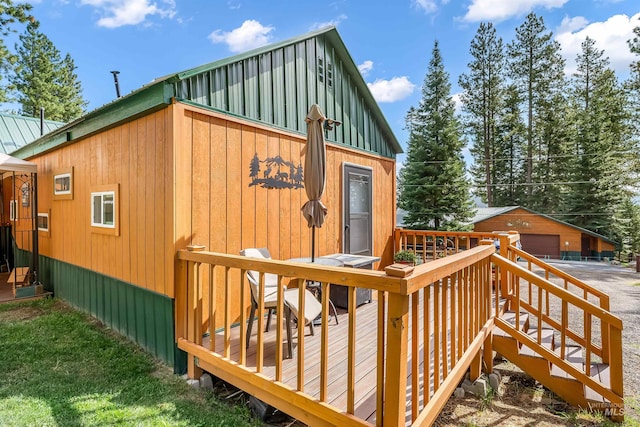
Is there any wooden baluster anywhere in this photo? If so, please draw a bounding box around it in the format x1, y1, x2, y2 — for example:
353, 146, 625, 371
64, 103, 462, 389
297, 279, 307, 391
255, 270, 264, 372
383, 292, 409, 426
423, 286, 431, 405
601, 295, 610, 364
376, 290, 387, 427
609, 326, 624, 407
537, 282, 543, 344
275, 276, 284, 381
238, 268, 245, 363
585, 312, 592, 377
210, 265, 217, 354
433, 281, 441, 391
320, 282, 330, 402
347, 285, 356, 414
411, 292, 419, 422
450, 272, 457, 365
561, 298, 568, 359
442, 278, 448, 380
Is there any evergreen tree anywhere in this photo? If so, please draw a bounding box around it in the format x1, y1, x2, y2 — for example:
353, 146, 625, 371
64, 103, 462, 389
566, 37, 631, 239
398, 41, 474, 230
10, 21, 86, 121
0, 0, 32, 103
459, 22, 505, 207
507, 13, 565, 208
493, 84, 526, 206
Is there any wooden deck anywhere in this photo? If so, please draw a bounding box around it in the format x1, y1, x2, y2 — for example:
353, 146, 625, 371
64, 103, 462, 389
204, 299, 383, 423
0, 272, 51, 304
201, 288, 474, 425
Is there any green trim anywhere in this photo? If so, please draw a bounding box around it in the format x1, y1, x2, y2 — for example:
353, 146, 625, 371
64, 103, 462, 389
17, 249, 177, 369
12, 83, 173, 159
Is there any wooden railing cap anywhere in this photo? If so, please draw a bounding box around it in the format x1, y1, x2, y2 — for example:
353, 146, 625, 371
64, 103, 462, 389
187, 245, 207, 251
385, 263, 414, 278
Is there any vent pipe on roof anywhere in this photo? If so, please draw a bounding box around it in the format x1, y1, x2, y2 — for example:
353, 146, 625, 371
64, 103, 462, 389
40, 107, 44, 136
110, 70, 121, 98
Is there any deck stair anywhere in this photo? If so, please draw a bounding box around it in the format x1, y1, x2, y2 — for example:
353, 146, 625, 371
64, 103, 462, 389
493, 310, 620, 419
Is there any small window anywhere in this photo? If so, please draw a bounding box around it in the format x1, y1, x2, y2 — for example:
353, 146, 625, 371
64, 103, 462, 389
90, 184, 119, 236
327, 62, 333, 88
53, 167, 74, 200
37, 213, 49, 232
91, 191, 115, 228
318, 57, 324, 83
9, 200, 17, 221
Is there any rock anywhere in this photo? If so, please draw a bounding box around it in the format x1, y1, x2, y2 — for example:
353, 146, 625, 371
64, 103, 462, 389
461, 378, 475, 394
488, 373, 501, 390
454, 387, 465, 398
473, 377, 488, 396
187, 378, 200, 389
200, 373, 213, 390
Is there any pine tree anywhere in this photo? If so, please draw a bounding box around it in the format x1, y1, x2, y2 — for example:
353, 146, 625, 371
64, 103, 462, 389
507, 13, 565, 208
0, 0, 32, 103
566, 37, 631, 239
10, 21, 86, 121
493, 84, 526, 206
398, 41, 474, 230
459, 22, 505, 207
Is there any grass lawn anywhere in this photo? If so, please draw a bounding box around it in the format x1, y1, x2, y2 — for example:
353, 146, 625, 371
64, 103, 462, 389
0, 298, 262, 427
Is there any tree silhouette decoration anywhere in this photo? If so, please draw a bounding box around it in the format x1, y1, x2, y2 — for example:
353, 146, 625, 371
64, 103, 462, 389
248, 153, 304, 189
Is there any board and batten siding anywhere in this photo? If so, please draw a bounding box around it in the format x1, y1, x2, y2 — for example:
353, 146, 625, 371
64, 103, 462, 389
19, 108, 175, 299
173, 102, 396, 326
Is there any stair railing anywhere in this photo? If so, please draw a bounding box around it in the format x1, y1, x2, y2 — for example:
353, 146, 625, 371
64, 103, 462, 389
492, 254, 624, 415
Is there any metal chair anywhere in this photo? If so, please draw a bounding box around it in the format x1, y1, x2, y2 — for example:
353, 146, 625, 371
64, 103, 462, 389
241, 248, 322, 358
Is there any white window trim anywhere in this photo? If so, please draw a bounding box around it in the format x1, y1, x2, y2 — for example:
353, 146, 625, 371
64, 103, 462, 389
54, 173, 72, 195
91, 191, 116, 229
37, 212, 49, 232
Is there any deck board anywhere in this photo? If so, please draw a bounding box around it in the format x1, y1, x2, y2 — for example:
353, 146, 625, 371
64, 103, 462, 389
200, 290, 467, 425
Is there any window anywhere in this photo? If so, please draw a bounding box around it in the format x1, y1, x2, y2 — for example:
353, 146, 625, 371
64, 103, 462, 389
37, 213, 49, 232
91, 191, 115, 228
90, 184, 119, 236
9, 200, 17, 221
53, 167, 74, 200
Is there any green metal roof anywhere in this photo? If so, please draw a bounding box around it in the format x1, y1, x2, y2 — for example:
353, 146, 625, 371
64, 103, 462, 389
13, 26, 401, 160
0, 112, 65, 154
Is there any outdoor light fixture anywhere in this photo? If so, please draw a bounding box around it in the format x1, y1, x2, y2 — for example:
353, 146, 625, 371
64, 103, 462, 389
324, 118, 342, 131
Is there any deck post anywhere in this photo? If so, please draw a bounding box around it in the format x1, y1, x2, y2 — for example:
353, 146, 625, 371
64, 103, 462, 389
186, 245, 205, 380
383, 292, 409, 426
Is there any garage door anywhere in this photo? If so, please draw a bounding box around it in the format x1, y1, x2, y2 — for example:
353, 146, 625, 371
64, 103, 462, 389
520, 234, 560, 259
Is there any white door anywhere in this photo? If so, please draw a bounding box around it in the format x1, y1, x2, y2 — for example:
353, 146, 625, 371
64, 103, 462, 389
343, 164, 372, 256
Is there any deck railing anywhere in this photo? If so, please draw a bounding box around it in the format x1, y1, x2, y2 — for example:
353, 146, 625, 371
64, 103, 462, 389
175, 231, 624, 425
492, 254, 624, 416
176, 243, 498, 426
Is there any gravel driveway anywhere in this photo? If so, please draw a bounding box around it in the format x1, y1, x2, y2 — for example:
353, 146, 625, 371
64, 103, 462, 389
539, 260, 640, 403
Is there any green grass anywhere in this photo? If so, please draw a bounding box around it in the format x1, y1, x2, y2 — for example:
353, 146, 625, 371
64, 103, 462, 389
0, 298, 262, 427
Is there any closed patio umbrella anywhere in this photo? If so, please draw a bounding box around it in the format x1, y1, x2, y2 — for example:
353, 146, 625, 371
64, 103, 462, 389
301, 104, 328, 262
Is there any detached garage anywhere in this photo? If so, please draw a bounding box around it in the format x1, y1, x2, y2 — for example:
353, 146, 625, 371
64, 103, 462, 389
471, 206, 617, 261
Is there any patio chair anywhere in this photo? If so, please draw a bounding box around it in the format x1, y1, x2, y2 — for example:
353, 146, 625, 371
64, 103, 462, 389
240, 248, 323, 359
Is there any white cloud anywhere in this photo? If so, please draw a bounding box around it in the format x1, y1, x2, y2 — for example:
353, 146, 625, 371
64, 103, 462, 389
555, 13, 640, 75
413, 0, 438, 13
358, 60, 373, 76
310, 14, 347, 31
451, 92, 463, 114
80, 0, 176, 28
209, 20, 275, 53
367, 77, 416, 103
460, 0, 568, 22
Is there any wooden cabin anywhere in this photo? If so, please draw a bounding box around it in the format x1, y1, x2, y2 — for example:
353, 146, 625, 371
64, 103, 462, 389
9, 26, 401, 369
6, 28, 625, 426
471, 206, 617, 261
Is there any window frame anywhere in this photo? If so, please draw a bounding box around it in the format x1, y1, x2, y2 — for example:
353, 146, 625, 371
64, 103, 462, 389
53, 167, 74, 200
90, 184, 120, 236
37, 212, 50, 233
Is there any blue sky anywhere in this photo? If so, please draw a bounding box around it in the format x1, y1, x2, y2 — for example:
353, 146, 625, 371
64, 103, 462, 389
18, 0, 640, 160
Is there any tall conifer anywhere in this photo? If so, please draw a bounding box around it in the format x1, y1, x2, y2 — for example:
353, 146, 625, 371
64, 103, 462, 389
398, 41, 474, 230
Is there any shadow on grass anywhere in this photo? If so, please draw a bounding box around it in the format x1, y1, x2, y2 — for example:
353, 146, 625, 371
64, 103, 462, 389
0, 298, 260, 427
